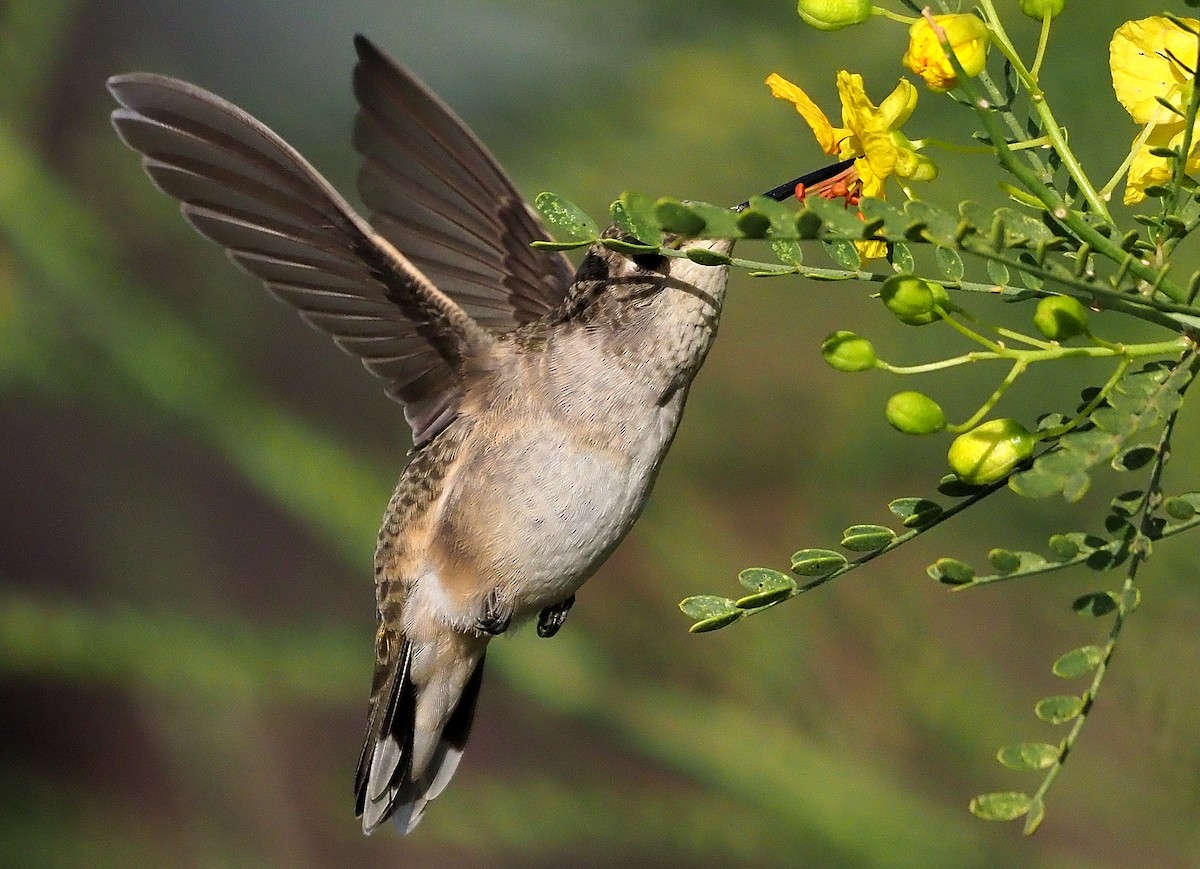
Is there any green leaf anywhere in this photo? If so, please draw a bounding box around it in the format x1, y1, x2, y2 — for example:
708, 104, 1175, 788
610, 191, 663, 247
1052, 645, 1105, 679
933, 246, 965, 281
737, 567, 796, 594
1009, 467, 1067, 499
996, 741, 1060, 770
805, 196, 868, 237
986, 258, 1010, 286
530, 239, 592, 251
888, 497, 942, 527
735, 208, 772, 239
769, 239, 804, 266
823, 240, 861, 270
927, 557, 975, 586
654, 199, 706, 236
1072, 591, 1118, 617
889, 241, 915, 274
1164, 492, 1199, 519
790, 548, 847, 576
1112, 444, 1157, 471
1047, 533, 1081, 559
840, 524, 895, 552
1023, 797, 1046, 835
684, 247, 732, 266
987, 548, 1022, 573
600, 237, 659, 255
904, 200, 960, 245
1035, 695, 1085, 724
969, 792, 1032, 822
679, 595, 739, 621
680, 201, 742, 238
689, 611, 744, 632
734, 587, 794, 609
534, 192, 600, 242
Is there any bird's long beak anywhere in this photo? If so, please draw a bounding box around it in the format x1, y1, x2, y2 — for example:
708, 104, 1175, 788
735, 158, 857, 212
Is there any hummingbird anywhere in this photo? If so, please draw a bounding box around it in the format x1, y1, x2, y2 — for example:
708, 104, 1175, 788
108, 35, 852, 834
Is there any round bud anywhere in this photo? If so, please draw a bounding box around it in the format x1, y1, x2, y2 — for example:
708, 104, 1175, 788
1018, 0, 1065, 19
880, 275, 950, 325
1032, 295, 1088, 341
797, 0, 873, 31
885, 391, 946, 435
947, 418, 1035, 485
821, 331, 878, 372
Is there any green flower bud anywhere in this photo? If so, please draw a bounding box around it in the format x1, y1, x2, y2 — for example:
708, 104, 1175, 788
1018, 0, 1065, 19
1032, 295, 1088, 341
886, 391, 946, 435
880, 275, 950, 325
797, 0, 873, 30
821, 330, 878, 372
947, 418, 1035, 485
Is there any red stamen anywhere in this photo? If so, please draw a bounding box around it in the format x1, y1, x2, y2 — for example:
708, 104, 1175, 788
794, 182, 807, 201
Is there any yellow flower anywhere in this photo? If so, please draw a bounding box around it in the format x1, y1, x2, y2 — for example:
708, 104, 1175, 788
903, 14, 990, 92
767, 71, 934, 256
1110, 16, 1200, 204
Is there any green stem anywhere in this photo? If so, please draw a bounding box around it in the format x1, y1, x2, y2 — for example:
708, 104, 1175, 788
1029, 10, 1052, 81
948, 359, 1026, 433
1037, 357, 1131, 440
975, 0, 1113, 221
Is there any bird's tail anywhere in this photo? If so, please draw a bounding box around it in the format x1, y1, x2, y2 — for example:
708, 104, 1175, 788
354, 632, 487, 834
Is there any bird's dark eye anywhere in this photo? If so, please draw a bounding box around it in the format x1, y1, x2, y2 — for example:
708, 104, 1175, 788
632, 252, 666, 272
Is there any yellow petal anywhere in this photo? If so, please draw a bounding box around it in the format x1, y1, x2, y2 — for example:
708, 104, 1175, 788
903, 14, 991, 93
766, 72, 839, 154
1124, 123, 1182, 204
1110, 17, 1199, 125
838, 73, 900, 182
878, 78, 918, 130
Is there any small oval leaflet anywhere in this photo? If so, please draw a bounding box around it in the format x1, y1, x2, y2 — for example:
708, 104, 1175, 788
1035, 694, 1085, 725
679, 595, 738, 621
927, 557, 975, 586
1164, 493, 1199, 520
790, 548, 847, 576
654, 199, 706, 236
996, 741, 1060, 770
1052, 645, 1105, 679
823, 239, 861, 270
1072, 591, 1118, 618
987, 548, 1022, 574
534, 192, 600, 243
888, 497, 942, 527
610, 191, 664, 247
969, 791, 1032, 822
1113, 444, 1157, 471
840, 524, 895, 552
889, 241, 915, 274
1023, 797, 1046, 835
933, 246, 965, 281
685, 247, 732, 266
737, 567, 796, 594
689, 611, 743, 633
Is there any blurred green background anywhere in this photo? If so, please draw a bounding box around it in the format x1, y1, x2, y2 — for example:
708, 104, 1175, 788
3, 1, 1200, 866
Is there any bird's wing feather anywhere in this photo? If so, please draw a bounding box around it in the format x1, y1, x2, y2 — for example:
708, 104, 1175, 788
107, 72, 494, 446
351, 35, 574, 329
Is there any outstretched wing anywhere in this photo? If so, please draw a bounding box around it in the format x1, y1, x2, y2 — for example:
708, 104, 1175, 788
351, 35, 573, 330
108, 72, 493, 446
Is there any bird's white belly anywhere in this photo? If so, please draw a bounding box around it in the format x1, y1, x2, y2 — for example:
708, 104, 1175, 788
449, 398, 682, 618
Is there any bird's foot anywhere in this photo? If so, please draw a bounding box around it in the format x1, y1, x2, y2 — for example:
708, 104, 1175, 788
475, 590, 511, 636
536, 594, 575, 639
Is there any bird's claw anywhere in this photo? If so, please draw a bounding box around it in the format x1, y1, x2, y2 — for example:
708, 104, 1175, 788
536, 594, 575, 638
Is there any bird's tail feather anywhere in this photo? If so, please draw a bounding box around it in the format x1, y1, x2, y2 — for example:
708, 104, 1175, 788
355, 640, 487, 834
